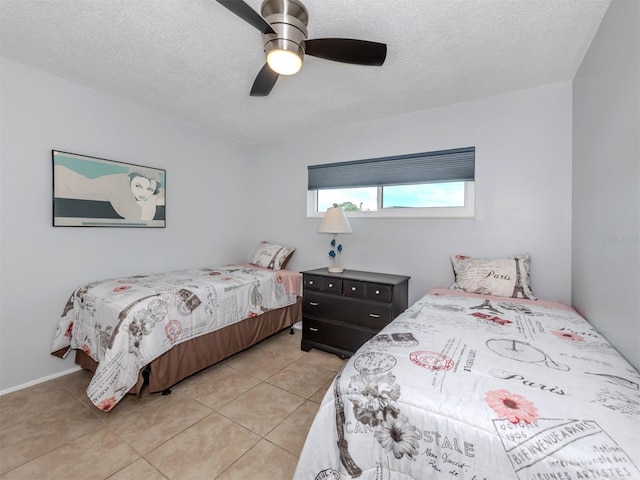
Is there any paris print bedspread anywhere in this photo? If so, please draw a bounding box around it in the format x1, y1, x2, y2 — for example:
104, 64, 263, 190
294, 289, 640, 480
51, 265, 299, 411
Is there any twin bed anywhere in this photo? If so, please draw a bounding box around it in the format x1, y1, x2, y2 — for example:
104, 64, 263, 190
51, 242, 301, 411
51, 252, 639, 479
294, 256, 640, 479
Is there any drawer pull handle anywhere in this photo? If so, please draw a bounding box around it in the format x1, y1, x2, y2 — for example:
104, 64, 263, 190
309, 280, 314, 285
369, 313, 380, 318
375, 290, 380, 295
328, 283, 334, 288
309, 327, 319, 332
351, 286, 357, 291
309, 302, 320, 306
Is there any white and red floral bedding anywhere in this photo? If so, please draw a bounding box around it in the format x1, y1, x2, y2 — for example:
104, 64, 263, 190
51, 264, 300, 411
294, 289, 640, 479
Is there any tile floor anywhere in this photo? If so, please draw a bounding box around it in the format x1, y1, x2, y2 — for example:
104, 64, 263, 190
0, 329, 345, 479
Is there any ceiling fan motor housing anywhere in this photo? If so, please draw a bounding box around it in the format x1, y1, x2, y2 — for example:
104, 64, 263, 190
260, 0, 309, 64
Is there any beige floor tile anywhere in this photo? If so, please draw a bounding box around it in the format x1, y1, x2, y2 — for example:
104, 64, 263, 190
265, 401, 320, 457
215, 439, 298, 480
0, 401, 103, 474
107, 392, 213, 454
94, 390, 167, 425
300, 349, 347, 372
218, 383, 304, 436
146, 412, 259, 479
266, 361, 336, 398
56, 368, 94, 398
57, 369, 163, 419
108, 458, 167, 480
0, 380, 81, 430
177, 364, 261, 410
258, 330, 305, 359
309, 378, 334, 404
224, 347, 296, 380
1, 426, 139, 480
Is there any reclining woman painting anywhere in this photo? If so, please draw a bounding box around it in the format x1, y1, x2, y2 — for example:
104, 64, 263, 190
53, 150, 165, 227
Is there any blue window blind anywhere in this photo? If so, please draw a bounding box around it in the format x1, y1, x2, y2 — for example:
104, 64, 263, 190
308, 147, 475, 190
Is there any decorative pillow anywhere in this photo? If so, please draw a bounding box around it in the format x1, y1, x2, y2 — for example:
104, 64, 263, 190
449, 254, 536, 300
250, 241, 295, 270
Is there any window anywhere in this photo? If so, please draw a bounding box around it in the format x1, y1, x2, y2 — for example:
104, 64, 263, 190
307, 147, 475, 218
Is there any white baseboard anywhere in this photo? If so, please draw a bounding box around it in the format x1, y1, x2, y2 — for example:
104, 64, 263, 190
0, 366, 82, 397
292, 321, 302, 330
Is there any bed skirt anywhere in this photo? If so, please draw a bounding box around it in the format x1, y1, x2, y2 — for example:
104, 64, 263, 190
74, 297, 302, 395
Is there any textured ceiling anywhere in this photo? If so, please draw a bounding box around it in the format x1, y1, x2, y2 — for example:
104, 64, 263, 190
1, 0, 610, 145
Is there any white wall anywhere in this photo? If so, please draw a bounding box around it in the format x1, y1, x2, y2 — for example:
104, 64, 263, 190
572, 0, 639, 370
0, 62, 578, 392
0, 59, 251, 391
246, 83, 573, 306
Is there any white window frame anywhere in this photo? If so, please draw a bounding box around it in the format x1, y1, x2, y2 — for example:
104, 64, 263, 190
306, 181, 475, 219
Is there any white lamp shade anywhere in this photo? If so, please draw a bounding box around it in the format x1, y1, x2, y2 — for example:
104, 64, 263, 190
318, 206, 352, 234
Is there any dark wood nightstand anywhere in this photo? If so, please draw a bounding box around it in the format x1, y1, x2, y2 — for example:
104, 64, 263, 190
300, 268, 410, 358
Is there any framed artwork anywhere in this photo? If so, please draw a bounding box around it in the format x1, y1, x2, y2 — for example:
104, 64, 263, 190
52, 150, 166, 227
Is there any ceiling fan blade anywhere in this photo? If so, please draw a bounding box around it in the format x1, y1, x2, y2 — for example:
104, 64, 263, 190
305, 38, 387, 66
216, 0, 276, 35
250, 63, 279, 96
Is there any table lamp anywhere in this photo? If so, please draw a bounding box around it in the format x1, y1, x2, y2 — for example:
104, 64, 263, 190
318, 204, 352, 273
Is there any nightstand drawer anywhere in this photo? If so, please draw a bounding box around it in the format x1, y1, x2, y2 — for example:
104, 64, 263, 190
303, 292, 392, 329
343, 279, 366, 298
304, 274, 343, 294
349, 301, 393, 329
366, 283, 393, 302
303, 275, 324, 291
303, 318, 376, 353
320, 277, 342, 294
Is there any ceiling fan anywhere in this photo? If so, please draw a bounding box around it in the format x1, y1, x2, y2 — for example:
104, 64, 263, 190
216, 0, 387, 96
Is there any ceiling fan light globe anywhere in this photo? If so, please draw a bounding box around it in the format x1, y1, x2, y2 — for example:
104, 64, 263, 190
267, 49, 302, 75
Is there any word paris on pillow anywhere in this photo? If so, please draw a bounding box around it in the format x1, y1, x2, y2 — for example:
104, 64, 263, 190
250, 241, 295, 270
449, 254, 536, 300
